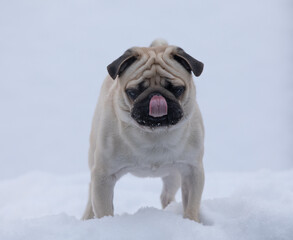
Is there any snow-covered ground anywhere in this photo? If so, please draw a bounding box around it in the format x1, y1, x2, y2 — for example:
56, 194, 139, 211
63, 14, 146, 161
1, 170, 293, 240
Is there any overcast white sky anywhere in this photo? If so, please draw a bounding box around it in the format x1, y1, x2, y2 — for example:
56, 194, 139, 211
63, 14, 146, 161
0, 0, 292, 179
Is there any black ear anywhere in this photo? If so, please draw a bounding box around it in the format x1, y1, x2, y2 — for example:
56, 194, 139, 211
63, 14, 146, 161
173, 47, 204, 77
107, 49, 138, 80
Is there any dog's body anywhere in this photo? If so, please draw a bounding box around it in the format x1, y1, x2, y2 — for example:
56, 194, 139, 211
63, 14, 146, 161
83, 40, 205, 222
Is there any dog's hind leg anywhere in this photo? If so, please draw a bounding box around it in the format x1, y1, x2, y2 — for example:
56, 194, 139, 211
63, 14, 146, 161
82, 183, 95, 220
160, 172, 181, 208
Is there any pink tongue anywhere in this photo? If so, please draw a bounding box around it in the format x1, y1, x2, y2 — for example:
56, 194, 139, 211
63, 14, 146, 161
149, 95, 168, 117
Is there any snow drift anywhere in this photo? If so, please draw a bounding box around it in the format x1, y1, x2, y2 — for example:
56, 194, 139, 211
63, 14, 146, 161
0, 170, 292, 240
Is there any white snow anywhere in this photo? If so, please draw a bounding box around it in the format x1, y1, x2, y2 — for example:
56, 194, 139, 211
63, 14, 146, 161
0, 170, 293, 240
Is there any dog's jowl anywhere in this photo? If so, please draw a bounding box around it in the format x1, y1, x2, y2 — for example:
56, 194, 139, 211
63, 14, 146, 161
82, 39, 205, 222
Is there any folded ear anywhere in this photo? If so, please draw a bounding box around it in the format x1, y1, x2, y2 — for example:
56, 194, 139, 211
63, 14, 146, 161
173, 47, 204, 77
107, 49, 138, 80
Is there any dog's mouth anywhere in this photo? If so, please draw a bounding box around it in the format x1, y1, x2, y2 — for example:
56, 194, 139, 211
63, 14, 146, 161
131, 93, 183, 128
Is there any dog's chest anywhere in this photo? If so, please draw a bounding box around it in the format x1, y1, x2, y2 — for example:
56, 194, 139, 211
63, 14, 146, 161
102, 122, 203, 178
112, 131, 197, 177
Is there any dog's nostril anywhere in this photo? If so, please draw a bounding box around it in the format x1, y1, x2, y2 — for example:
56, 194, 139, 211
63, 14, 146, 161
149, 92, 161, 98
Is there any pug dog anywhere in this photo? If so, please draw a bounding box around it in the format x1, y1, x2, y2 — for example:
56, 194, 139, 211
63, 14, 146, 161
82, 39, 205, 222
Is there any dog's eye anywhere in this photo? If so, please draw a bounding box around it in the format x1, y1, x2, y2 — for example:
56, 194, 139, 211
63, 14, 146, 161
164, 80, 185, 98
173, 86, 185, 98
126, 88, 139, 100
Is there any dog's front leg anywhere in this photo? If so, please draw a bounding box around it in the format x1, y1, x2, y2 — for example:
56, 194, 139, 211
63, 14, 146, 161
91, 169, 116, 218
181, 163, 204, 222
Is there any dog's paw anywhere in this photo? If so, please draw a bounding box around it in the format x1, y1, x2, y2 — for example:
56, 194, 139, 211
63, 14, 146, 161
160, 192, 175, 209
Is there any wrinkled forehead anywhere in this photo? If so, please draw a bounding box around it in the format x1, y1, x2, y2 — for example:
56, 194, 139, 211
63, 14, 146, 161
121, 45, 190, 87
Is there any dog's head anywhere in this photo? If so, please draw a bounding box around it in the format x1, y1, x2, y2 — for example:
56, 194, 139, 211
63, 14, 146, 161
107, 40, 204, 130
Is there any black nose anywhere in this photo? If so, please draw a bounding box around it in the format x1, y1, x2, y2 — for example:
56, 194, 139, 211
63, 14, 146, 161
148, 92, 164, 100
